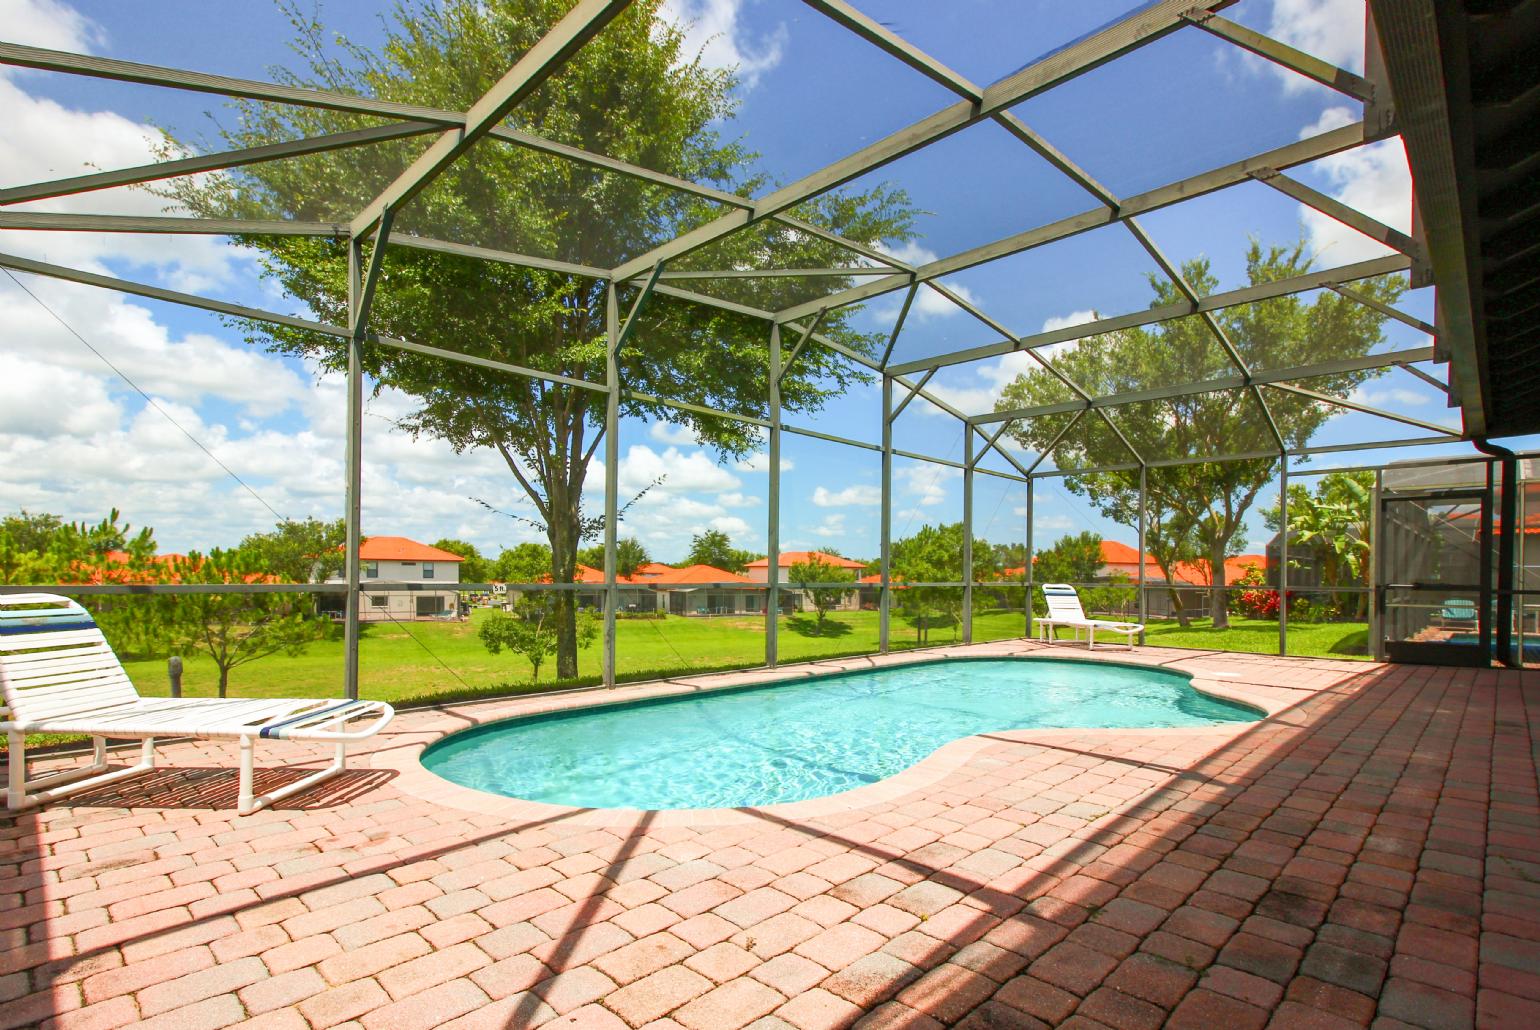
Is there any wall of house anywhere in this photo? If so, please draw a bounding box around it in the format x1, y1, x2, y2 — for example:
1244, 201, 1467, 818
361, 558, 460, 584
356, 589, 460, 621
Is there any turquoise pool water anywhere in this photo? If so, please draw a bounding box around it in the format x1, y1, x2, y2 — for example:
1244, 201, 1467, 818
421, 658, 1261, 810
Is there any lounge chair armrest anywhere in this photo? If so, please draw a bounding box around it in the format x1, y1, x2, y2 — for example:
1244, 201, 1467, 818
258, 701, 394, 742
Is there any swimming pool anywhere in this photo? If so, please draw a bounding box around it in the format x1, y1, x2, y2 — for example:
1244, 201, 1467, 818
420, 657, 1262, 810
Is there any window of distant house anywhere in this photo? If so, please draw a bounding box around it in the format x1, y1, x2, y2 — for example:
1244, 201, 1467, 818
422, 562, 435, 580
369, 595, 388, 608
364, 561, 378, 579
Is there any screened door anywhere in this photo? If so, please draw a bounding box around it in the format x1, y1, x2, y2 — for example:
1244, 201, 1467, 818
1378, 490, 1490, 665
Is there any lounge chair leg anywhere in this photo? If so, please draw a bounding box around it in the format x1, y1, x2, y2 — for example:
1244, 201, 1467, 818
238, 740, 350, 817
7, 730, 23, 811
6, 734, 158, 811
238, 736, 256, 816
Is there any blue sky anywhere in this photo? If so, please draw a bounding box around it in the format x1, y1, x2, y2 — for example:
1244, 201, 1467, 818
1, 0, 1523, 564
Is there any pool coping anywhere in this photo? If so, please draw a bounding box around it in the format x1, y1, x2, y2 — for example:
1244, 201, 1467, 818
364, 638, 1330, 828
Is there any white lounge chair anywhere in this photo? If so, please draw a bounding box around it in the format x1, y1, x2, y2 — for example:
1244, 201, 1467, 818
1038, 583, 1143, 649
2, 593, 393, 815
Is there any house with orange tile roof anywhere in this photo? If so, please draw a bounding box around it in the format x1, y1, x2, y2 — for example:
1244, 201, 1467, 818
520, 561, 769, 616
744, 550, 866, 612
322, 536, 464, 622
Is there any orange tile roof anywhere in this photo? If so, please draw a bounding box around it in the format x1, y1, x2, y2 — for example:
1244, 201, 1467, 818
745, 550, 865, 569
1016, 541, 1268, 586
645, 564, 758, 585
356, 536, 466, 562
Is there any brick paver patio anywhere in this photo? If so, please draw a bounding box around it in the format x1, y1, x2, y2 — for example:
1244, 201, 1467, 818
2, 641, 1535, 1029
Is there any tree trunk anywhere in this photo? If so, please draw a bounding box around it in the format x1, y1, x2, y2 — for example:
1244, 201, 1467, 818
1209, 537, 1230, 629
218, 665, 229, 699
1167, 588, 1191, 628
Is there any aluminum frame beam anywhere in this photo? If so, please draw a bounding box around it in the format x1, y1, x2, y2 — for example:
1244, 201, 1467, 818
887, 253, 1412, 377
979, 346, 1437, 424
1183, 11, 1374, 101
776, 120, 1368, 325
0, 122, 441, 207
612, 0, 1233, 281
1263, 381, 1463, 436
0, 249, 608, 393
351, 0, 632, 237
1252, 167, 1425, 263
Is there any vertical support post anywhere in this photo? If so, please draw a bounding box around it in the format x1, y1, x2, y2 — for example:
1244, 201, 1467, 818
1024, 476, 1035, 639
1278, 461, 1289, 657
1495, 454, 1517, 667
1362, 5, 1396, 143
1480, 461, 1495, 662
880, 375, 893, 654
1138, 464, 1148, 643
343, 239, 366, 702
962, 427, 974, 644
766, 324, 782, 668
603, 285, 620, 688
1371, 468, 1384, 661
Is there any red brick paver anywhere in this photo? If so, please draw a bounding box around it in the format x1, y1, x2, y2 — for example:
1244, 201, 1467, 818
2, 643, 1534, 1028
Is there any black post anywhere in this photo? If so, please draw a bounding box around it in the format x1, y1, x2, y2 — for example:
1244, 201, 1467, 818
1475, 439, 1518, 667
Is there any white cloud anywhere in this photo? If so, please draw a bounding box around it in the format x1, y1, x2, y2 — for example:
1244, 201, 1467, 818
598, 444, 742, 495
734, 450, 792, 473
718, 491, 759, 507
1, 276, 309, 415
0, 0, 254, 288
1268, 0, 1365, 93
660, 0, 786, 88
895, 463, 958, 507
0, 0, 102, 52
871, 242, 983, 321
810, 513, 846, 539
1296, 107, 1412, 265
920, 309, 1097, 416
648, 420, 699, 446
811, 483, 881, 507
1349, 385, 1431, 408
710, 515, 754, 537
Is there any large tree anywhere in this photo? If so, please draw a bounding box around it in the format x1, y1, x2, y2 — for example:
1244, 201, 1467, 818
170, 0, 912, 679
578, 536, 648, 577
787, 556, 854, 633
684, 529, 758, 573
889, 522, 1000, 644
241, 518, 349, 584
432, 538, 495, 583
999, 243, 1401, 628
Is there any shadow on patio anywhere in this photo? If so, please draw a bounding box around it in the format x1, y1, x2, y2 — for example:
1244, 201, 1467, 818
1, 656, 1535, 1029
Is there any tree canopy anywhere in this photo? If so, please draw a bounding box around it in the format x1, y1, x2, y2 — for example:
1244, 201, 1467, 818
578, 537, 649, 577
1033, 531, 1103, 585
168, 0, 915, 677
432, 538, 494, 583
999, 242, 1402, 627
787, 556, 855, 632
684, 529, 759, 573
241, 518, 348, 584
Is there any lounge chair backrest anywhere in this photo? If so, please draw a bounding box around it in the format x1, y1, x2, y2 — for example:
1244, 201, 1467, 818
1041, 583, 1088, 622
0, 593, 140, 726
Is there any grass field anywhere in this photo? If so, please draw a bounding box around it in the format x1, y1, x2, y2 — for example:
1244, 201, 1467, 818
109, 608, 1032, 706
106, 607, 1366, 707
6, 607, 1367, 750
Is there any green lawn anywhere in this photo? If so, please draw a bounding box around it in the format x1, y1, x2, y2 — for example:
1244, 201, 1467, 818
106, 608, 1028, 707
1141, 617, 1369, 659
6, 607, 1365, 751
